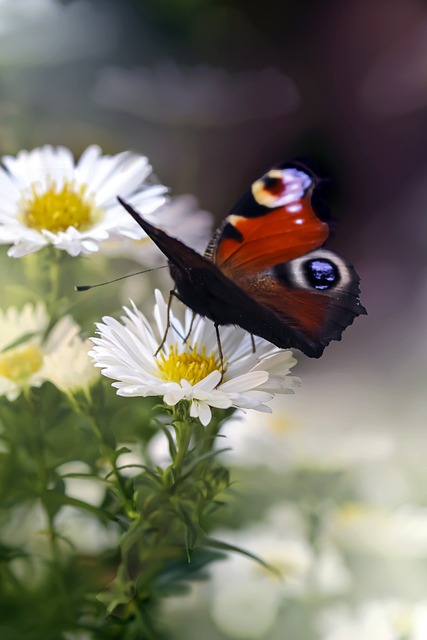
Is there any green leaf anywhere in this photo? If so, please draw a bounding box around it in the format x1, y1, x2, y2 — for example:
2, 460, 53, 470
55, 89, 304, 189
44, 490, 118, 523
1, 332, 39, 353
180, 447, 231, 481
203, 537, 281, 577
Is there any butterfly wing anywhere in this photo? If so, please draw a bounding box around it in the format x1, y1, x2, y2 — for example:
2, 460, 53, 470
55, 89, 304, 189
209, 164, 329, 275
118, 197, 335, 356
208, 164, 366, 355
119, 160, 366, 359
118, 198, 320, 357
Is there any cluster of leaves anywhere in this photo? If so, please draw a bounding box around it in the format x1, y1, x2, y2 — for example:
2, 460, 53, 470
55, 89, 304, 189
98, 405, 235, 637
0, 181, 270, 638
0, 350, 239, 640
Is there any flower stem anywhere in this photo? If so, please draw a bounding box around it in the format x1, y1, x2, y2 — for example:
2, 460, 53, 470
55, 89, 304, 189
45, 248, 64, 323
172, 418, 192, 477
27, 406, 69, 600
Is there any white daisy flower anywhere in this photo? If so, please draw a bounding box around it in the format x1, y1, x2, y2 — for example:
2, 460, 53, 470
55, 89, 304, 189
0, 302, 87, 401
0, 144, 167, 257
89, 290, 299, 426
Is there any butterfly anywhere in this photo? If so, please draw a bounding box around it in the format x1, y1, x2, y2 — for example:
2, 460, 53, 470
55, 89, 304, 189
118, 162, 366, 358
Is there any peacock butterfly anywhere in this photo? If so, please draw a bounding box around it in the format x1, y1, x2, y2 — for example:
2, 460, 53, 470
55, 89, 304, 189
118, 162, 366, 358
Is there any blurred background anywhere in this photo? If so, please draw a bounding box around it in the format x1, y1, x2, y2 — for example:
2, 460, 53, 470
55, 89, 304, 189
1, 0, 427, 638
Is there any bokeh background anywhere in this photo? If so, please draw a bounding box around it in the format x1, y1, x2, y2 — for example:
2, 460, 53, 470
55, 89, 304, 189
1, 0, 427, 638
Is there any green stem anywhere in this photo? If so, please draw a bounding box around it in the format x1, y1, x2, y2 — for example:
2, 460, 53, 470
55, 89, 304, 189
45, 248, 64, 323
200, 416, 221, 455
127, 600, 161, 640
27, 406, 68, 599
172, 419, 192, 478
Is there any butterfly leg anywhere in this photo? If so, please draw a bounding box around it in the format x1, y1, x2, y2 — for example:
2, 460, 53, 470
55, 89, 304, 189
214, 323, 226, 384
155, 288, 183, 356
250, 333, 256, 354
182, 312, 196, 346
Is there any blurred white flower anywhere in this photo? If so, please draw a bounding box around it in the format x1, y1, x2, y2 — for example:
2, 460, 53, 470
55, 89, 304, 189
318, 600, 427, 640
93, 61, 299, 127
310, 546, 352, 595
266, 502, 352, 596
89, 290, 299, 426
327, 503, 427, 558
0, 0, 116, 66
220, 372, 394, 472
44, 332, 99, 399
0, 144, 166, 257
209, 505, 313, 639
0, 303, 86, 401
103, 194, 214, 265
158, 503, 350, 638
210, 503, 350, 640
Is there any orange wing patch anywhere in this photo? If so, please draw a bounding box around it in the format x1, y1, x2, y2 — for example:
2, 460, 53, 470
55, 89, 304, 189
214, 196, 329, 276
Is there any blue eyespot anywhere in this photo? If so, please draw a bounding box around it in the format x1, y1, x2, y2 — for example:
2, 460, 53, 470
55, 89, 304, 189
303, 259, 340, 290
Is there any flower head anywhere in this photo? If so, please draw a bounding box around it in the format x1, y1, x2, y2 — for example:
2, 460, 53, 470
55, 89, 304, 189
0, 302, 93, 401
89, 290, 299, 426
43, 332, 99, 400
0, 144, 167, 257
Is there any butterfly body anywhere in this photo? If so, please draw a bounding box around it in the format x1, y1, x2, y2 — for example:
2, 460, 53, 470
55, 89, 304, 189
118, 162, 366, 358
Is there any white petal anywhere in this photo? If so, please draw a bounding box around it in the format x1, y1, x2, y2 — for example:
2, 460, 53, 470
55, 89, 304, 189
220, 371, 269, 393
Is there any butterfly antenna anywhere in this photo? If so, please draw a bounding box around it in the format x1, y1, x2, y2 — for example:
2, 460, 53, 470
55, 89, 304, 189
75, 266, 168, 292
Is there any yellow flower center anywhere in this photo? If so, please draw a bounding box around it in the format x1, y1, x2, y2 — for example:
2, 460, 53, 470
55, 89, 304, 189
156, 343, 223, 385
0, 343, 43, 382
20, 179, 102, 233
